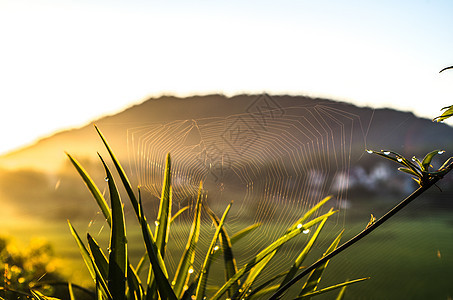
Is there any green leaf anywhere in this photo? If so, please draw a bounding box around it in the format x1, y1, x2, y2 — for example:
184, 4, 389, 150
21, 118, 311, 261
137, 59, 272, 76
68, 221, 96, 282
279, 209, 331, 288
335, 285, 347, 300
137, 190, 177, 300
87, 233, 109, 282
433, 105, 453, 122
211, 210, 337, 300
421, 150, 443, 171
172, 182, 203, 298
295, 277, 369, 299
68, 283, 75, 300
299, 230, 344, 297
204, 201, 239, 298
155, 153, 172, 259
170, 206, 189, 224
238, 197, 333, 298
66, 153, 111, 226
195, 201, 233, 300
99, 154, 127, 300
398, 167, 421, 178
95, 125, 140, 221
230, 223, 261, 244
287, 196, 332, 233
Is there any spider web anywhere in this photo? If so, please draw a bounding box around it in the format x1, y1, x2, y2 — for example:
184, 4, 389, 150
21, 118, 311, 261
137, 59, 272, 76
125, 95, 363, 283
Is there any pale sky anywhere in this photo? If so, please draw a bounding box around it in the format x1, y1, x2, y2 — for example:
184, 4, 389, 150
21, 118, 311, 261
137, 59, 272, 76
1, 0, 453, 155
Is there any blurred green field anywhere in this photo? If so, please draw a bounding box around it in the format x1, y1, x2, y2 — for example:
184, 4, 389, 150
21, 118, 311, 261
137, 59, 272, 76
3, 195, 453, 300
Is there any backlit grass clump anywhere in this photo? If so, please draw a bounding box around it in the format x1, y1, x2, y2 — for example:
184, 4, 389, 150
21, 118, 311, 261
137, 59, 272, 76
63, 126, 367, 300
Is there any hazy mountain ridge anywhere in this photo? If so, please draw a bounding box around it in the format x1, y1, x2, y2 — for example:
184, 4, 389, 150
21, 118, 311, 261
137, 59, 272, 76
1, 94, 453, 221
1, 94, 451, 172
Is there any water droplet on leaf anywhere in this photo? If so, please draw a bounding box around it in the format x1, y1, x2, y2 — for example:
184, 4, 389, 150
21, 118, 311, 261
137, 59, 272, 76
297, 223, 303, 229
155, 221, 159, 226
397, 157, 403, 162
366, 150, 373, 154
383, 151, 390, 155
105, 177, 109, 182
438, 150, 445, 155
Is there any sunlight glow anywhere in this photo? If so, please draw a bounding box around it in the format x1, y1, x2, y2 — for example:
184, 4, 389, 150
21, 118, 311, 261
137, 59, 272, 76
1, 0, 453, 154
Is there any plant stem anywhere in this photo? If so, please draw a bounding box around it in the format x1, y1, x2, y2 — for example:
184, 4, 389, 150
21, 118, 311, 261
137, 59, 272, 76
268, 164, 453, 299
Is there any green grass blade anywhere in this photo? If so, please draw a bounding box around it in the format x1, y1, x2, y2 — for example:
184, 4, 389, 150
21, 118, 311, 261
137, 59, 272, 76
68, 283, 75, 300
211, 210, 336, 300
155, 153, 172, 258
195, 201, 233, 300
335, 285, 347, 300
68, 221, 96, 282
172, 182, 203, 298
136, 252, 148, 276
230, 223, 261, 244
170, 205, 189, 224
99, 154, 128, 300
239, 198, 333, 298
31, 290, 46, 300
299, 230, 344, 297
87, 233, 109, 282
287, 196, 332, 232
126, 264, 144, 300
204, 202, 239, 298
138, 192, 176, 300
95, 125, 140, 220
246, 268, 304, 299
295, 277, 369, 299
66, 152, 111, 226
279, 209, 331, 289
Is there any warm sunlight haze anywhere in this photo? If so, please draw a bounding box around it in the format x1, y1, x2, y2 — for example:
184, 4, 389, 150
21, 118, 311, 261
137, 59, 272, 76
1, 0, 453, 153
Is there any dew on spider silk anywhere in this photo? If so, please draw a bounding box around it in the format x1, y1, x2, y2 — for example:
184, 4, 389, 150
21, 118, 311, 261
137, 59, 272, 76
303, 229, 310, 234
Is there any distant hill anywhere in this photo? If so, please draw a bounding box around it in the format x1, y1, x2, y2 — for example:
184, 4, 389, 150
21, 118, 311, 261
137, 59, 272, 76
1, 94, 453, 221
1, 94, 451, 171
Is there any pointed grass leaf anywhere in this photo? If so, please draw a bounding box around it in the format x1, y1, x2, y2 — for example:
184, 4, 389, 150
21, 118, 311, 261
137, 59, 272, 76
211, 210, 337, 300
99, 154, 128, 299
87, 233, 109, 282
239, 198, 333, 298
94, 125, 140, 221
172, 182, 203, 298
287, 196, 332, 233
230, 223, 261, 244
68, 221, 96, 282
298, 230, 344, 297
68, 283, 75, 300
203, 201, 239, 298
335, 285, 347, 300
279, 209, 331, 288
138, 192, 176, 300
170, 206, 189, 224
66, 153, 111, 226
126, 264, 144, 300
155, 153, 172, 259
295, 278, 369, 299
195, 201, 233, 300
